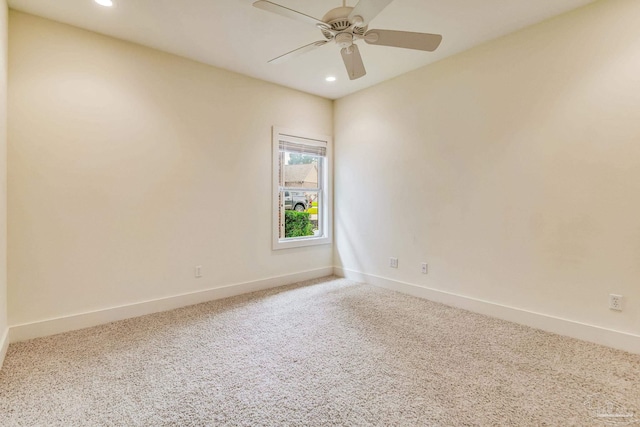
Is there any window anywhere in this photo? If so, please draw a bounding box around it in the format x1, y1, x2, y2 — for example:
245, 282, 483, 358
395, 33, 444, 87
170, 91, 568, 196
272, 127, 332, 250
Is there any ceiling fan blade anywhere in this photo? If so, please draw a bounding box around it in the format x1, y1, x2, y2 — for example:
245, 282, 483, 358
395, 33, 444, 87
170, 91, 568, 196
340, 44, 366, 80
348, 0, 393, 26
253, 1, 326, 27
269, 41, 329, 64
365, 29, 442, 52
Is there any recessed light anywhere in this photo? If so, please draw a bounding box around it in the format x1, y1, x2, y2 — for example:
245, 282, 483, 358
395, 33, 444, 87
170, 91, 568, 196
325, 76, 336, 82
95, 0, 113, 7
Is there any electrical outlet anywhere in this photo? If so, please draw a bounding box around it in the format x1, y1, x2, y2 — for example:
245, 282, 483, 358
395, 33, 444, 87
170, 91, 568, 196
421, 263, 428, 274
389, 257, 398, 268
609, 294, 623, 311
195, 265, 203, 278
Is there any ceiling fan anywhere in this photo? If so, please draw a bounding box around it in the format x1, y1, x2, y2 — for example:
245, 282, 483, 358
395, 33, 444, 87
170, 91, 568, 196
253, 0, 443, 80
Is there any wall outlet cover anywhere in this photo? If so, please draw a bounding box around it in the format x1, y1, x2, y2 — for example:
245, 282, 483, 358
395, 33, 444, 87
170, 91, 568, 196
609, 294, 623, 311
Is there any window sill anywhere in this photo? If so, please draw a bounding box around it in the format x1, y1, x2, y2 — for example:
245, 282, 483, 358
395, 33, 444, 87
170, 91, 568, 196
272, 235, 332, 250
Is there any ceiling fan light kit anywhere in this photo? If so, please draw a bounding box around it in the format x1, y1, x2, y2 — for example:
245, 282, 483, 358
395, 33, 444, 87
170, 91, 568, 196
253, 0, 443, 80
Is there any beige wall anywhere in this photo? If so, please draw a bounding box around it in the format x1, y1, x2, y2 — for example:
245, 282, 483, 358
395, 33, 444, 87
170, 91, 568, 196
8, 11, 333, 326
0, 0, 7, 363
334, 0, 640, 335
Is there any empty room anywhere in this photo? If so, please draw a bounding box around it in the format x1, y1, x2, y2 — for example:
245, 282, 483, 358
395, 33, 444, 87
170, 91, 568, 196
0, 0, 639, 425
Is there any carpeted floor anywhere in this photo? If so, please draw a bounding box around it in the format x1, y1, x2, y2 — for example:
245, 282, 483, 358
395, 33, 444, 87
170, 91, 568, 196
0, 276, 639, 426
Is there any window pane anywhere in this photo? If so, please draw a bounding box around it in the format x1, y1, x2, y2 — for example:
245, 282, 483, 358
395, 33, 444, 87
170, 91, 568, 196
280, 151, 321, 190
278, 190, 321, 239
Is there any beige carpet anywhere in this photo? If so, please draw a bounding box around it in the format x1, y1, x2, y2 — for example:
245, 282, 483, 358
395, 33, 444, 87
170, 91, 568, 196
0, 276, 639, 426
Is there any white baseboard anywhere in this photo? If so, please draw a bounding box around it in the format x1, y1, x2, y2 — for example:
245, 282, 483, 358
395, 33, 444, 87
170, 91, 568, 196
0, 327, 8, 370
335, 267, 640, 354
9, 267, 334, 343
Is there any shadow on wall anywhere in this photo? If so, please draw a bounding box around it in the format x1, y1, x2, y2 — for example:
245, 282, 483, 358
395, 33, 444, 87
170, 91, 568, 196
334, 211, 366, 274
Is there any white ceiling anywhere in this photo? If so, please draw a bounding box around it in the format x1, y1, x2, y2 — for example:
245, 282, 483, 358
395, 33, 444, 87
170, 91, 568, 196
8, 0, 596, 99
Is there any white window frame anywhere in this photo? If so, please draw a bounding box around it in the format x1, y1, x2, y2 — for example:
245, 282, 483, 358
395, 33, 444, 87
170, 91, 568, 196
272, 127, 332, 250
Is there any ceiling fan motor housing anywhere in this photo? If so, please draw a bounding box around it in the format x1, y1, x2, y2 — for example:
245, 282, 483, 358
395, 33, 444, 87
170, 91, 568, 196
320, 6, 367, 39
